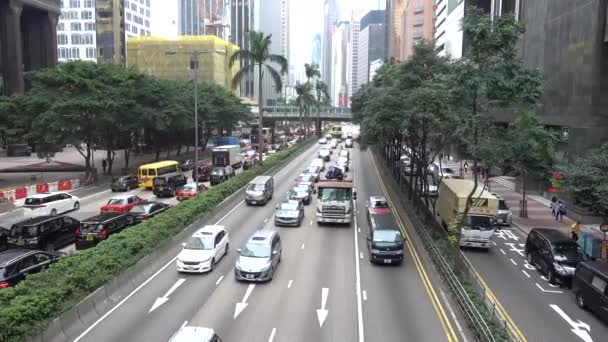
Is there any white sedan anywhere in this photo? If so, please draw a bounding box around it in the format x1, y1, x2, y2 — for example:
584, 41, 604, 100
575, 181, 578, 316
177, 225, 229, 273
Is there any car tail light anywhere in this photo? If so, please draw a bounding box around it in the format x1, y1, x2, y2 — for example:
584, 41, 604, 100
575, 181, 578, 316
0, 281, 11, 288
75, 228, 82, 236
142, 216, 149, 221
97, 230, 109, 239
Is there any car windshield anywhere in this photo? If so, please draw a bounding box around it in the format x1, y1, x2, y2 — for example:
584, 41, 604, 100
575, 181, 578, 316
498, 200, 509, 210
0, 267, 6, 281
463, 216, 493, 230
240, 243, 271, 258
553, 243, 587, 263
247, 184, 265, 191
279, 202, 299, 211
339, 151, 348, 157
212, 169, 224, 175
24, 198, 43, 206
184, 236, 213, 250
318, 188, 351, 201
338, 157, 348, 164
298, 175, 312, 181
129, 204, 151, 214
9, 224, 38, 237
153, 178, 166, 185
182, 185, 196, 192
107, 199, 125, 205
372, 200, 388, 208
305, 167, 318, 173
373, 230, 402, 243
80, 223, 105, 233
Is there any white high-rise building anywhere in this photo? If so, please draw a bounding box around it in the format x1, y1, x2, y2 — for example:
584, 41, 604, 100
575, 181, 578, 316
369, 58, 383, 81
357, 26, 369, 90
124, 0, 152, 37
57, 0, 97, 62
349, 19, 360, 100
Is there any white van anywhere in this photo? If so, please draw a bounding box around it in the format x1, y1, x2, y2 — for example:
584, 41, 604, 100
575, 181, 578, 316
22, 192, 80, 216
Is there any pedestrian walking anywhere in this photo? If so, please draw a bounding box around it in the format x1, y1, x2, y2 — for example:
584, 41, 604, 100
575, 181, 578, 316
570, 221, 581, 241
101, 159, 107, 174
464, 161, 469, 174
550, 196, 558, 217
556, 201, 566, 221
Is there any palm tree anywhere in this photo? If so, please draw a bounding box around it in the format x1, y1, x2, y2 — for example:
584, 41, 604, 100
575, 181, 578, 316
314, 80, 331, 137
229, 31, 287, 163
303, 64, 321, 135
295, 82, 314, 135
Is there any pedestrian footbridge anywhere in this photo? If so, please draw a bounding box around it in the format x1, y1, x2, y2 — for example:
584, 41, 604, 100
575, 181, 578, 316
262, 106, 352, 122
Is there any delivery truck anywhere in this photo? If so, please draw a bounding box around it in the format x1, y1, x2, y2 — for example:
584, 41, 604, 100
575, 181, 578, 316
212, 145, 242, 169
214, 136, 240, 147
437, 179, 498, 249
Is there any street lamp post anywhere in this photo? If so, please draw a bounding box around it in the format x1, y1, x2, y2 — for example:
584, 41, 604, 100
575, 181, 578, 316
165, 49, 226, 190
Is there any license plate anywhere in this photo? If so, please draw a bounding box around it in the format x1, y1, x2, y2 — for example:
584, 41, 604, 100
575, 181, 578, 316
384, 259, 392, 264
246, 274, 254, 279
159, 187, 164, 190
251, 201, 257, 205
16, 240, 24, 246
86, 236, 94, 241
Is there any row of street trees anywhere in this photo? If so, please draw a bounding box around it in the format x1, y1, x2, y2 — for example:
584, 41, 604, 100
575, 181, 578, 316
352, 8, 556, 238
0, 61, 252, 176
295, 63, 331, 136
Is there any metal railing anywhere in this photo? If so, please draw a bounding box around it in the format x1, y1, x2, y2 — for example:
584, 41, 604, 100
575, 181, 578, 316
375, 148, 520, 342
263, 106, 352, 120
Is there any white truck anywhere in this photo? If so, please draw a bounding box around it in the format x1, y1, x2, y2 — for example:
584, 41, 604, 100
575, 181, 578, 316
212, 145, 242, 168
437, 179, 498, 249
316, 180, 355, 224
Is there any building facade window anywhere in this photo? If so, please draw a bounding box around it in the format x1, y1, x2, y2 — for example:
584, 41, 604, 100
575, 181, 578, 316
131, 3, 137, 11
83, 33, 94, 45
85, 22, 95, 31
71, 33, 81, 45
61, 11, 79, 20
125, 1, 129, 8
146, 0, 150, 6
140, 7, 144, 15
140, 0, 144, 3
57, 22, 65, 31
70, 47, 80, 59
81, 10, 92, 20
69, 0, 80, 8
146, 9, 150, 17
126, 12, 132, 20
58, 47, 68, 59
145, 19, 149, 28
413, 26, 423, 39
132, 26, 138, 34
83, 0, 93, 8
86, 47, 96, 58
70, 22, 81, 31
126, 23, 131, 31
57, 34, 68, 45
414, 14, 423, 26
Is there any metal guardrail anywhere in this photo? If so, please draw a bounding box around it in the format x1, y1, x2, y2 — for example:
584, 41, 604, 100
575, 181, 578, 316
263, 106, 352, 119
374, 150, 519, 342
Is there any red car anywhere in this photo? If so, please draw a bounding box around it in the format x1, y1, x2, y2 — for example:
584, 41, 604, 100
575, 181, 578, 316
366, 196, 391, 219
100, 195, 146, 213
176, 183, 208, 201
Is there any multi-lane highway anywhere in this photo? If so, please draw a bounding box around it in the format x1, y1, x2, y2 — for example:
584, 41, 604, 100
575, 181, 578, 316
65, 140, 463, 342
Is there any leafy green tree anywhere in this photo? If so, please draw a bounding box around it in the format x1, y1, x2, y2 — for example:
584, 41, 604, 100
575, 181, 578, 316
313, 80, 331, 136
561, 144, 608, 217
295, 82, 314, 135
229, 31, 288, 162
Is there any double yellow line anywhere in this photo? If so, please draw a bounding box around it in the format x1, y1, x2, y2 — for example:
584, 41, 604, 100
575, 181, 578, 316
370, 156, 459, 342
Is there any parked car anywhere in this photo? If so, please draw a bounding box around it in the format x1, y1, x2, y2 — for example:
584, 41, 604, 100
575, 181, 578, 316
179, 159, 194, 171
75, 213, 136, 250
572, 261, 608, 323
0, 249, 64, 288
153, 172, 188, 197
310, 158, 326, 172
289, 185, 313, 205
7, 215, 79, 251
319, 137, 327, 144
325, 166, 344, 180
192, 163, 213, 182
235, 229, 281, 282
177, 225, 229, 273
168, 326, 223, 342
275, 200, 304, 227
22, 192, 80, 216
525, 228, 588, 286
318, 148, 331, 161
128, 202, 172, 221
345, 138, 353, 148
110, 175, 139, 192
304, 165, 321, 182
210, 165, 235, 186
101, 195, 146, 213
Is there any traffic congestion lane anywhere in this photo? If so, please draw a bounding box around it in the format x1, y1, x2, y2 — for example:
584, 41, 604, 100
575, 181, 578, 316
188, 146, 358, 342
464, 227, 608, 342
355, 147, 458, 342
74, 142, 321, 342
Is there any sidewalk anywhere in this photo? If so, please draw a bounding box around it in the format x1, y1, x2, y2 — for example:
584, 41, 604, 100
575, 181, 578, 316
442, 159, 605, 242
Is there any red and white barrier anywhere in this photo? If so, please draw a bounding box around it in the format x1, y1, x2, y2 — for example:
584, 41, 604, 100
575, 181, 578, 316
0, 179, 81, 206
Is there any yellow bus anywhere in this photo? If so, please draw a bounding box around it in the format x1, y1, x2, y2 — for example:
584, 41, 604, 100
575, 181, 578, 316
138, 160, 179, 188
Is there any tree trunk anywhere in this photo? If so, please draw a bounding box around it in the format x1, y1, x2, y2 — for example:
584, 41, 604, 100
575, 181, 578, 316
124, 148, 130, 169
521, 168, 528, 218
258, 63, 264, 165
177, 145, 182, 156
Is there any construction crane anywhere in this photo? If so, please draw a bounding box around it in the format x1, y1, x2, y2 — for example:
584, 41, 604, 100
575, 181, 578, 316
196, 0, 229, 39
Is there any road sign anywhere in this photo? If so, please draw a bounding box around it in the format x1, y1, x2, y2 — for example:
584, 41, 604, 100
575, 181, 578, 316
600, 223, 608, 233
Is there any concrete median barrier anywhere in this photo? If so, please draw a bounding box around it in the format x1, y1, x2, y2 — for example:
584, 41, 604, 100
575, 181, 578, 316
90, 287, 113, 317
76, 295, 100, 327
41, 318, 68, 342
59, 307, 85, 341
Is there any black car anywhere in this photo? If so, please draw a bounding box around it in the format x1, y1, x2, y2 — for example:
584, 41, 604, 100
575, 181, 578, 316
275, 200, 304, 227
325, 166, 344, 180
128, 202, 172, 222
75, 213, 136, 250
7, 215, 80, 251
367, 213, 405, 265
525, 228, 587, 286
288, 185, 312, 205
572, 261, 608, 323
110, 175, 138, 192
180, 159, 194, 171
210, 166, 235, 186
153, 172, 188, 197
0, 249, 64, 288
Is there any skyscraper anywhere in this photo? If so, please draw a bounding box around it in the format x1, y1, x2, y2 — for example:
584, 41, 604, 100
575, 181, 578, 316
401, 0, 435, 60
177, 0, 229, 39
124, 0, 152, 37
331, 21, 349, 107
385, 0, 406, 61
312, 34, 322, 66
96, 0, 125, 64
322, 0, 339, 93
57, 0, 98, 63
230, 0, 255, 98
349, 19, 360, 98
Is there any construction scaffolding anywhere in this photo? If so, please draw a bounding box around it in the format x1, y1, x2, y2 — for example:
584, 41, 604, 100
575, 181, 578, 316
126, 36, 240, 90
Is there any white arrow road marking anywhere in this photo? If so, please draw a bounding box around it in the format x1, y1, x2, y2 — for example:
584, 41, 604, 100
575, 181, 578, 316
359, 252, 364, 259
510, 258, 518, 266
535, 283, 563, 294
362, 290, 367, 301
234, 284, 255, 319
550, 304, 593, 342
268, 328, 277, 342
149, 278, 186, 313
500, 249, 506, 255
310, 220, 313, 225
216, 275, 224, 285
287, 280, 293, 288
540, 276, 561, 287
316, 287, 329, 327
301, 243, 305, 250
522, 270, 531, 278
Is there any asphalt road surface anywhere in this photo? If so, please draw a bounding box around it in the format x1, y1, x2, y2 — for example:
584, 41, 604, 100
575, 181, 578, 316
70, 142, 462, 342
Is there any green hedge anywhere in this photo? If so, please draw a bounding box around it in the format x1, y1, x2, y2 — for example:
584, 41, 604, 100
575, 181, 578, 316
0, 139, 315, 342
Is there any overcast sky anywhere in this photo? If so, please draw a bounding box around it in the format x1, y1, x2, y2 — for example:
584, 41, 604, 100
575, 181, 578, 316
150, 0, 383, 80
